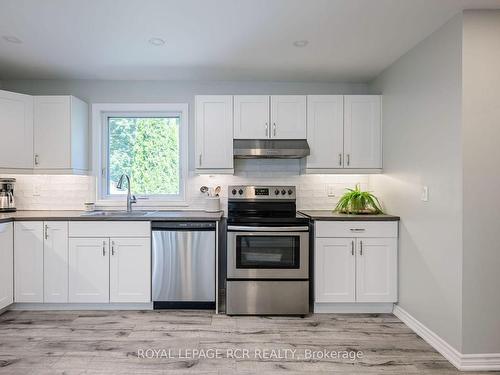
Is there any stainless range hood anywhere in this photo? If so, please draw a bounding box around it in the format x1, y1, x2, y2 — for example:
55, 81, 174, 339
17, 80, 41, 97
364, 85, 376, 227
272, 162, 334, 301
233, 139, 310, 159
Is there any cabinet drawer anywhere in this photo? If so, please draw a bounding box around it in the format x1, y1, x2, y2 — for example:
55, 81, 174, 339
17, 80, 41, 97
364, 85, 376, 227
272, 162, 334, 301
315, 221, 398, 238
69, 221, 150, 238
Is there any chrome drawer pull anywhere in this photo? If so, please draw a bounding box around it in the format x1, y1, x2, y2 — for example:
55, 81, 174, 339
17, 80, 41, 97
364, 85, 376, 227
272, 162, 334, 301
350, 228, 366, 232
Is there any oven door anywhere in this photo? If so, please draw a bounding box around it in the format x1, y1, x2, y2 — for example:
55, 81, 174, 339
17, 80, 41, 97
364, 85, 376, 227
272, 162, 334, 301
227, 226, 309, 279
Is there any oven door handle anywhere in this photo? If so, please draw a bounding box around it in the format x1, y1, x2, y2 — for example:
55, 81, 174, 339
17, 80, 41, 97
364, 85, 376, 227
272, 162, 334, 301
227, 225, 309, 232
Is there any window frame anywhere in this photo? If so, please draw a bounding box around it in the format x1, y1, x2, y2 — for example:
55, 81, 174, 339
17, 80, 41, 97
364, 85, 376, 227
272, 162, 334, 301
92, 103, 188, 207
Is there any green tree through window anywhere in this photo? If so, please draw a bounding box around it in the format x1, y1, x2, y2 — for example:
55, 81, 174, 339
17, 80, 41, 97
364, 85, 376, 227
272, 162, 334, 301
108, 117, 180, 196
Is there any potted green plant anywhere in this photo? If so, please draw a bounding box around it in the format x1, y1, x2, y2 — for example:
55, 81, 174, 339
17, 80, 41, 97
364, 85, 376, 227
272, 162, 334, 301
334, 184, 384, 214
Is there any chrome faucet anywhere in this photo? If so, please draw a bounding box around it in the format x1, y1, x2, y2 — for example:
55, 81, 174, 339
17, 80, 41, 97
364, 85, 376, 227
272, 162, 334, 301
116, 174, 136, 212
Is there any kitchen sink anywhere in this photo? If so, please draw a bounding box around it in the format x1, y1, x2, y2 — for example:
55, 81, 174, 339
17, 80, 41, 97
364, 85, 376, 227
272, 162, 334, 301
80, 210, 156, 217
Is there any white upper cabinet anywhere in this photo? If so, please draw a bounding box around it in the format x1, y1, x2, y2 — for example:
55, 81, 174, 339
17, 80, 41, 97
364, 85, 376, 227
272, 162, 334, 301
304, 95, 382, 172
232, 95, 306, 140
234, 95, 270, 139
43, 222, 69, 303
270, 95, 307, 139
344, 95, 382, 169
14, 222, 44, 303
34, 96, 89, 173
306, 95, 344, 169
0, 223, 13, 310
195, 95, 234, 173
110, 237, 151, 303
0, 90, 34, 170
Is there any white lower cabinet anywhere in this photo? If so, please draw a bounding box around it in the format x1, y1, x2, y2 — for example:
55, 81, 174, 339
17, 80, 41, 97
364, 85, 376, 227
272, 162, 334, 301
314, 221, 398, 309
315, 238, 355, 303
110, 238, 151, 303
43, 222, 69, 303
67, 222, 151, 304
69, 238, 110, 303
11, 220, 151, 306
14, 222, 44, 303
356, 238, 397, 302
0, 222, 14, 310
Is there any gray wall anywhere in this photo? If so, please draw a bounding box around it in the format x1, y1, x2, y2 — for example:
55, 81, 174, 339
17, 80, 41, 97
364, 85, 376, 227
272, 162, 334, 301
462, 10, 500, 354
369, 14, 463, 350
0, 79, 368, 171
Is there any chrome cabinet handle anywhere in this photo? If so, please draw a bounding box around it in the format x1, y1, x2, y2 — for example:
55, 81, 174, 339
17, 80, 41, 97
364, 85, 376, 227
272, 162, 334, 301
360, 240, 363, 255
273, 122, 276, 137
351, 240, 354, 256
350, 228, 366, 232
198, 154, 202, 167
34, 154, 39, 166
265, 122, 269, 137
339, 153, 342, 166
111, 241, 115, 256
44, 224, 48, 240
102, 241, 106, 256
347, 154, 350, 166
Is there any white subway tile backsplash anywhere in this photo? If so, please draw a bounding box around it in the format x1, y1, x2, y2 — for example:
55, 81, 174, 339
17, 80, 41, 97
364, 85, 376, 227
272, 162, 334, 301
2, 161, 371, 212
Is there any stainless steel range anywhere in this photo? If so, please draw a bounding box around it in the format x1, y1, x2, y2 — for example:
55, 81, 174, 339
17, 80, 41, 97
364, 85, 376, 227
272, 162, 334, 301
226, 185, 310, 315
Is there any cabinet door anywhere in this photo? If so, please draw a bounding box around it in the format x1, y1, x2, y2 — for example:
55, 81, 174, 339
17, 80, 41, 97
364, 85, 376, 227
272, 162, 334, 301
69, 96, 89, 171
43, 222, 68, 303
234, 95, 270, 139
69, 238, 109, 303
0, 90, 34, 169
110, 237, 151, 303
356, 238, 397, 302
306, 95, 344, 169
344, 95, 382, 168
270, 95, 306, 139
14, 222, 44, 302
34, 96, 71, 169
0, 223, 13, 309
195, 95, 233, 171
315, 238, 355, 303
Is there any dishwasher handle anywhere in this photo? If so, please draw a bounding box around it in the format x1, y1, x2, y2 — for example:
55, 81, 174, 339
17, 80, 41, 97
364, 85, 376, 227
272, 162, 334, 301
151, 221, 216, 231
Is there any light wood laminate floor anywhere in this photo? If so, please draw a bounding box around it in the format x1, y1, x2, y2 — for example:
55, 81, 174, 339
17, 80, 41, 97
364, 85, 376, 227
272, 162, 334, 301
0, 310, 495, 374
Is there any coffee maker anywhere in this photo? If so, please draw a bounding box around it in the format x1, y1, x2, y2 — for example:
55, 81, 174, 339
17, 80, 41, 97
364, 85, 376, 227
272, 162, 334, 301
0, 178, 16, 212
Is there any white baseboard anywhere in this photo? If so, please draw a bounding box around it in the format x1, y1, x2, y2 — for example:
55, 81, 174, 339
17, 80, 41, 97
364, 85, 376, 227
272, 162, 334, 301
314, 302, 394, 313
11, 302, 153, 311
393, 305, 500, 371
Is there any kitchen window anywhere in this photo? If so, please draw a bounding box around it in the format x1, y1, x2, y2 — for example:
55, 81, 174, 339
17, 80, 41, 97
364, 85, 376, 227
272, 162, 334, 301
93, 103, 188, 205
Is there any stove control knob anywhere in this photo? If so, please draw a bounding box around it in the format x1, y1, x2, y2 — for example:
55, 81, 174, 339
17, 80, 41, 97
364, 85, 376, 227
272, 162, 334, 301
238, 189, 244, 195
281, 189, 286, 195
288, 189, 293, 195
274, 189, 280, 195
231, 189, 237, 195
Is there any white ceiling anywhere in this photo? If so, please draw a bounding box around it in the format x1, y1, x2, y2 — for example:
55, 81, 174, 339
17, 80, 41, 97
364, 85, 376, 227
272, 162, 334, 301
0, 0, 499, 82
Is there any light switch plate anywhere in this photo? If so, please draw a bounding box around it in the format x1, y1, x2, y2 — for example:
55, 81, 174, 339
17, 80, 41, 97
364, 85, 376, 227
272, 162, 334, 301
421, 186, 429, 202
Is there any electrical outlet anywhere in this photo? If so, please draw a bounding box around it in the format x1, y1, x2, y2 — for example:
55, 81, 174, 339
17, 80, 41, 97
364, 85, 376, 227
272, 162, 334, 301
326, 184, 336, 197
421, 186, 429, 202
33, 184, 41, 197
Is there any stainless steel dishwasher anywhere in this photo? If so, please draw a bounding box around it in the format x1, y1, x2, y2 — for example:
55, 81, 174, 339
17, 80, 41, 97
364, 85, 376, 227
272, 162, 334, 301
152, 222, 216, 309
